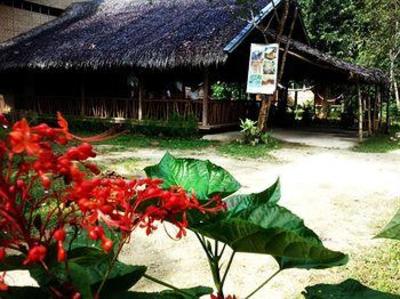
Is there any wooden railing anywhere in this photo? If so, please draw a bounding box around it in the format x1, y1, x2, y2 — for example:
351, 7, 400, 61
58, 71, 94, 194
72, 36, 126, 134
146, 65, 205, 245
207, 100, 258, 127
15, 96, 258, 128
141, 99, 203, 121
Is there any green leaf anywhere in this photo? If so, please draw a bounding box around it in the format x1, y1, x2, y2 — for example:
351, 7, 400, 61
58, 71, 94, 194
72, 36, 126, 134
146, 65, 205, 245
144, 152, 240, 201
107, 286, 213, 299
0, 287, 48, 299
226, 178, 281, 214
191, 187, 348, 270
68, 262, 94, 299
376, 208, 400, 241
30, 247, 146, 298
302, 279, 400, 299
66, 224, 121, 254
0, 255, 28, 272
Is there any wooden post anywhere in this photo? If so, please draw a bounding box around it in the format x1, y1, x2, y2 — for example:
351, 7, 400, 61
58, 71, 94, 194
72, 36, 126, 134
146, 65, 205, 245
80, 75, 85, 117
257, 95, 273, 131
386, 86, 391, 133
202, 69, 209, 127
358, 84, 363, 142
373, 85, 379, 131
138, 77, 143, 121
367, 93, 372, 136
377, 85, 382, 130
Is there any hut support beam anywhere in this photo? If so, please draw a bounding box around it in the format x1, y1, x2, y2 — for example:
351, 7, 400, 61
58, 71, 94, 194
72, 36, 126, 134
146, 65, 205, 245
386, 87, 390, 133
358, 84, 363, 142
138, 78, 143, 121
80, 76, 86, 117
367, 93, 372, 136
377, 85, 382, 130
202, 70, 209, 127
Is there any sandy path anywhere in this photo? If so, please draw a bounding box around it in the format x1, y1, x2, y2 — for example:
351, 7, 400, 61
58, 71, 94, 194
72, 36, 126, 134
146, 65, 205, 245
7, 145, 400, 298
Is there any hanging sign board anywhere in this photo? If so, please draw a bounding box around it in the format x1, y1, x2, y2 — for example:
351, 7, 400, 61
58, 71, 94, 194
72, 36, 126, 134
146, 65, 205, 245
246, 43, 279, 95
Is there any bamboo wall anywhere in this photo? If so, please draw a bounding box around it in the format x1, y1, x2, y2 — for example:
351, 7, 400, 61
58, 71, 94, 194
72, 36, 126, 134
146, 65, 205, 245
0, 0, 84, 43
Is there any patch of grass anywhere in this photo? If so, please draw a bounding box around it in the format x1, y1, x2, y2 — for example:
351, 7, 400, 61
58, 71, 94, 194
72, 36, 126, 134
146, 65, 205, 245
346, 242, 400, 294
95, 134, 216, 151
354, 134, 400, 153
88, 131, 284, 160
217, 140, 280, 159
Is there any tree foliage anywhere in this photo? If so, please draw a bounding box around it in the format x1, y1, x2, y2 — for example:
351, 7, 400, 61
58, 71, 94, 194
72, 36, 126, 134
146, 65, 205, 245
298, 0, 400, 73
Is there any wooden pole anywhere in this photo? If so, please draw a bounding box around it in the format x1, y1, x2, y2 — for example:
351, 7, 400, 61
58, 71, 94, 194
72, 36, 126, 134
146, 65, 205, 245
80, 75, 85, 117
138, 77, 143, 121
202, 69, 209, 127
386, 86, 391, 133
373, 85, 379, 132
358, 84, 363, 142
367, 93, 372, 136
278, 6, 298, 82
377, 85, 382, 130
257, 0, 289, 132
258, 95, 273, 131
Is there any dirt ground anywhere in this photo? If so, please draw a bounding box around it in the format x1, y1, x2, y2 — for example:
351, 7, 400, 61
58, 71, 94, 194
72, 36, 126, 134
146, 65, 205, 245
93, 145, 400, 298
7, 144, 400, 298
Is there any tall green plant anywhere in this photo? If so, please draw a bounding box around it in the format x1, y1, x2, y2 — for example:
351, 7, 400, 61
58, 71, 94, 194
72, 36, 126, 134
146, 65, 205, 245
145, 153, 348, 298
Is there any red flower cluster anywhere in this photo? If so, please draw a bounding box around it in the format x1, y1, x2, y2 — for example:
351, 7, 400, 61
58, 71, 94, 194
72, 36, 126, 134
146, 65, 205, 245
0, 113, 225, 295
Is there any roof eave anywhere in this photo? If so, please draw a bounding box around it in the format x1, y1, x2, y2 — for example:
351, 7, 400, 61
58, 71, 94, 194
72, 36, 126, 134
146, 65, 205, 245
223, 0, 283, 54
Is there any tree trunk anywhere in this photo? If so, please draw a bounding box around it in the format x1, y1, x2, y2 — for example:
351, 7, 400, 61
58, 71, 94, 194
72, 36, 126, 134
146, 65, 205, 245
394, 77, 400, 108
257, 0, 290, 132
390, 58, 400, 108
257, 96, 272, 131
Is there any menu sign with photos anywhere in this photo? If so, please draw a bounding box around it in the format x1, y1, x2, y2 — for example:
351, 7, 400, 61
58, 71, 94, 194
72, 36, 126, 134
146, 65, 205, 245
246, 43, 279, 95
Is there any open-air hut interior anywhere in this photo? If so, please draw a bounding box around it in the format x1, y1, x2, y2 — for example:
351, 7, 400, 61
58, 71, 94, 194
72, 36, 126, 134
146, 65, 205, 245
0, 0, 389, 138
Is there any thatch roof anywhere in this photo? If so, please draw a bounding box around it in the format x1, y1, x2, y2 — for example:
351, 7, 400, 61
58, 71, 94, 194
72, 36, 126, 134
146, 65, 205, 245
265, 31, 388, 85
0, 0, 388, 85
0, 0, 266, 70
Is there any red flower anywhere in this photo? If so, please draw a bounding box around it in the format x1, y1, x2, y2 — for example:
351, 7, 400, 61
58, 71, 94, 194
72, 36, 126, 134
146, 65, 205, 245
0, 114, 227, 297
57, 242, 67, 262
23, 245, 47, 265
53, 228, 66, 242
0, 248, 5, 261
0, 273, 8, 292
9, 119, 40, 155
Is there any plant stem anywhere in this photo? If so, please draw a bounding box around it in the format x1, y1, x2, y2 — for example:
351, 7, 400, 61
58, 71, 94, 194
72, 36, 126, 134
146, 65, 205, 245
195, 232, 213, 260
95, 237, 127, 298
244, 269, 281, 299
143, 274, 195, 298
195, 235, 225, 297
221, 251, 235, 287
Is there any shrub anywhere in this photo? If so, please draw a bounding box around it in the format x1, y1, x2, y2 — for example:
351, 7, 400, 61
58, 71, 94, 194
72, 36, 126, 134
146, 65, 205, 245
239, 118, 274, 146
31, 114, 199, 138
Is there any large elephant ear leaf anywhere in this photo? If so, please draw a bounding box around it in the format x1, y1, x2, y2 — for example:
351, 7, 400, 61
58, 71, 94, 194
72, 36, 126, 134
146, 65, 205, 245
144, 152, 240, 201
191, 187, 348, 270
376, 208, 400, 241
30, 247, 146, 298
226, 178, 281, 214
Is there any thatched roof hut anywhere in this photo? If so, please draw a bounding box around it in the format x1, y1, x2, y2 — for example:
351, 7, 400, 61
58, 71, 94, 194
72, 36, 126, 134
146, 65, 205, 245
0, 0, 390, 136
0, 0, 388, 85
